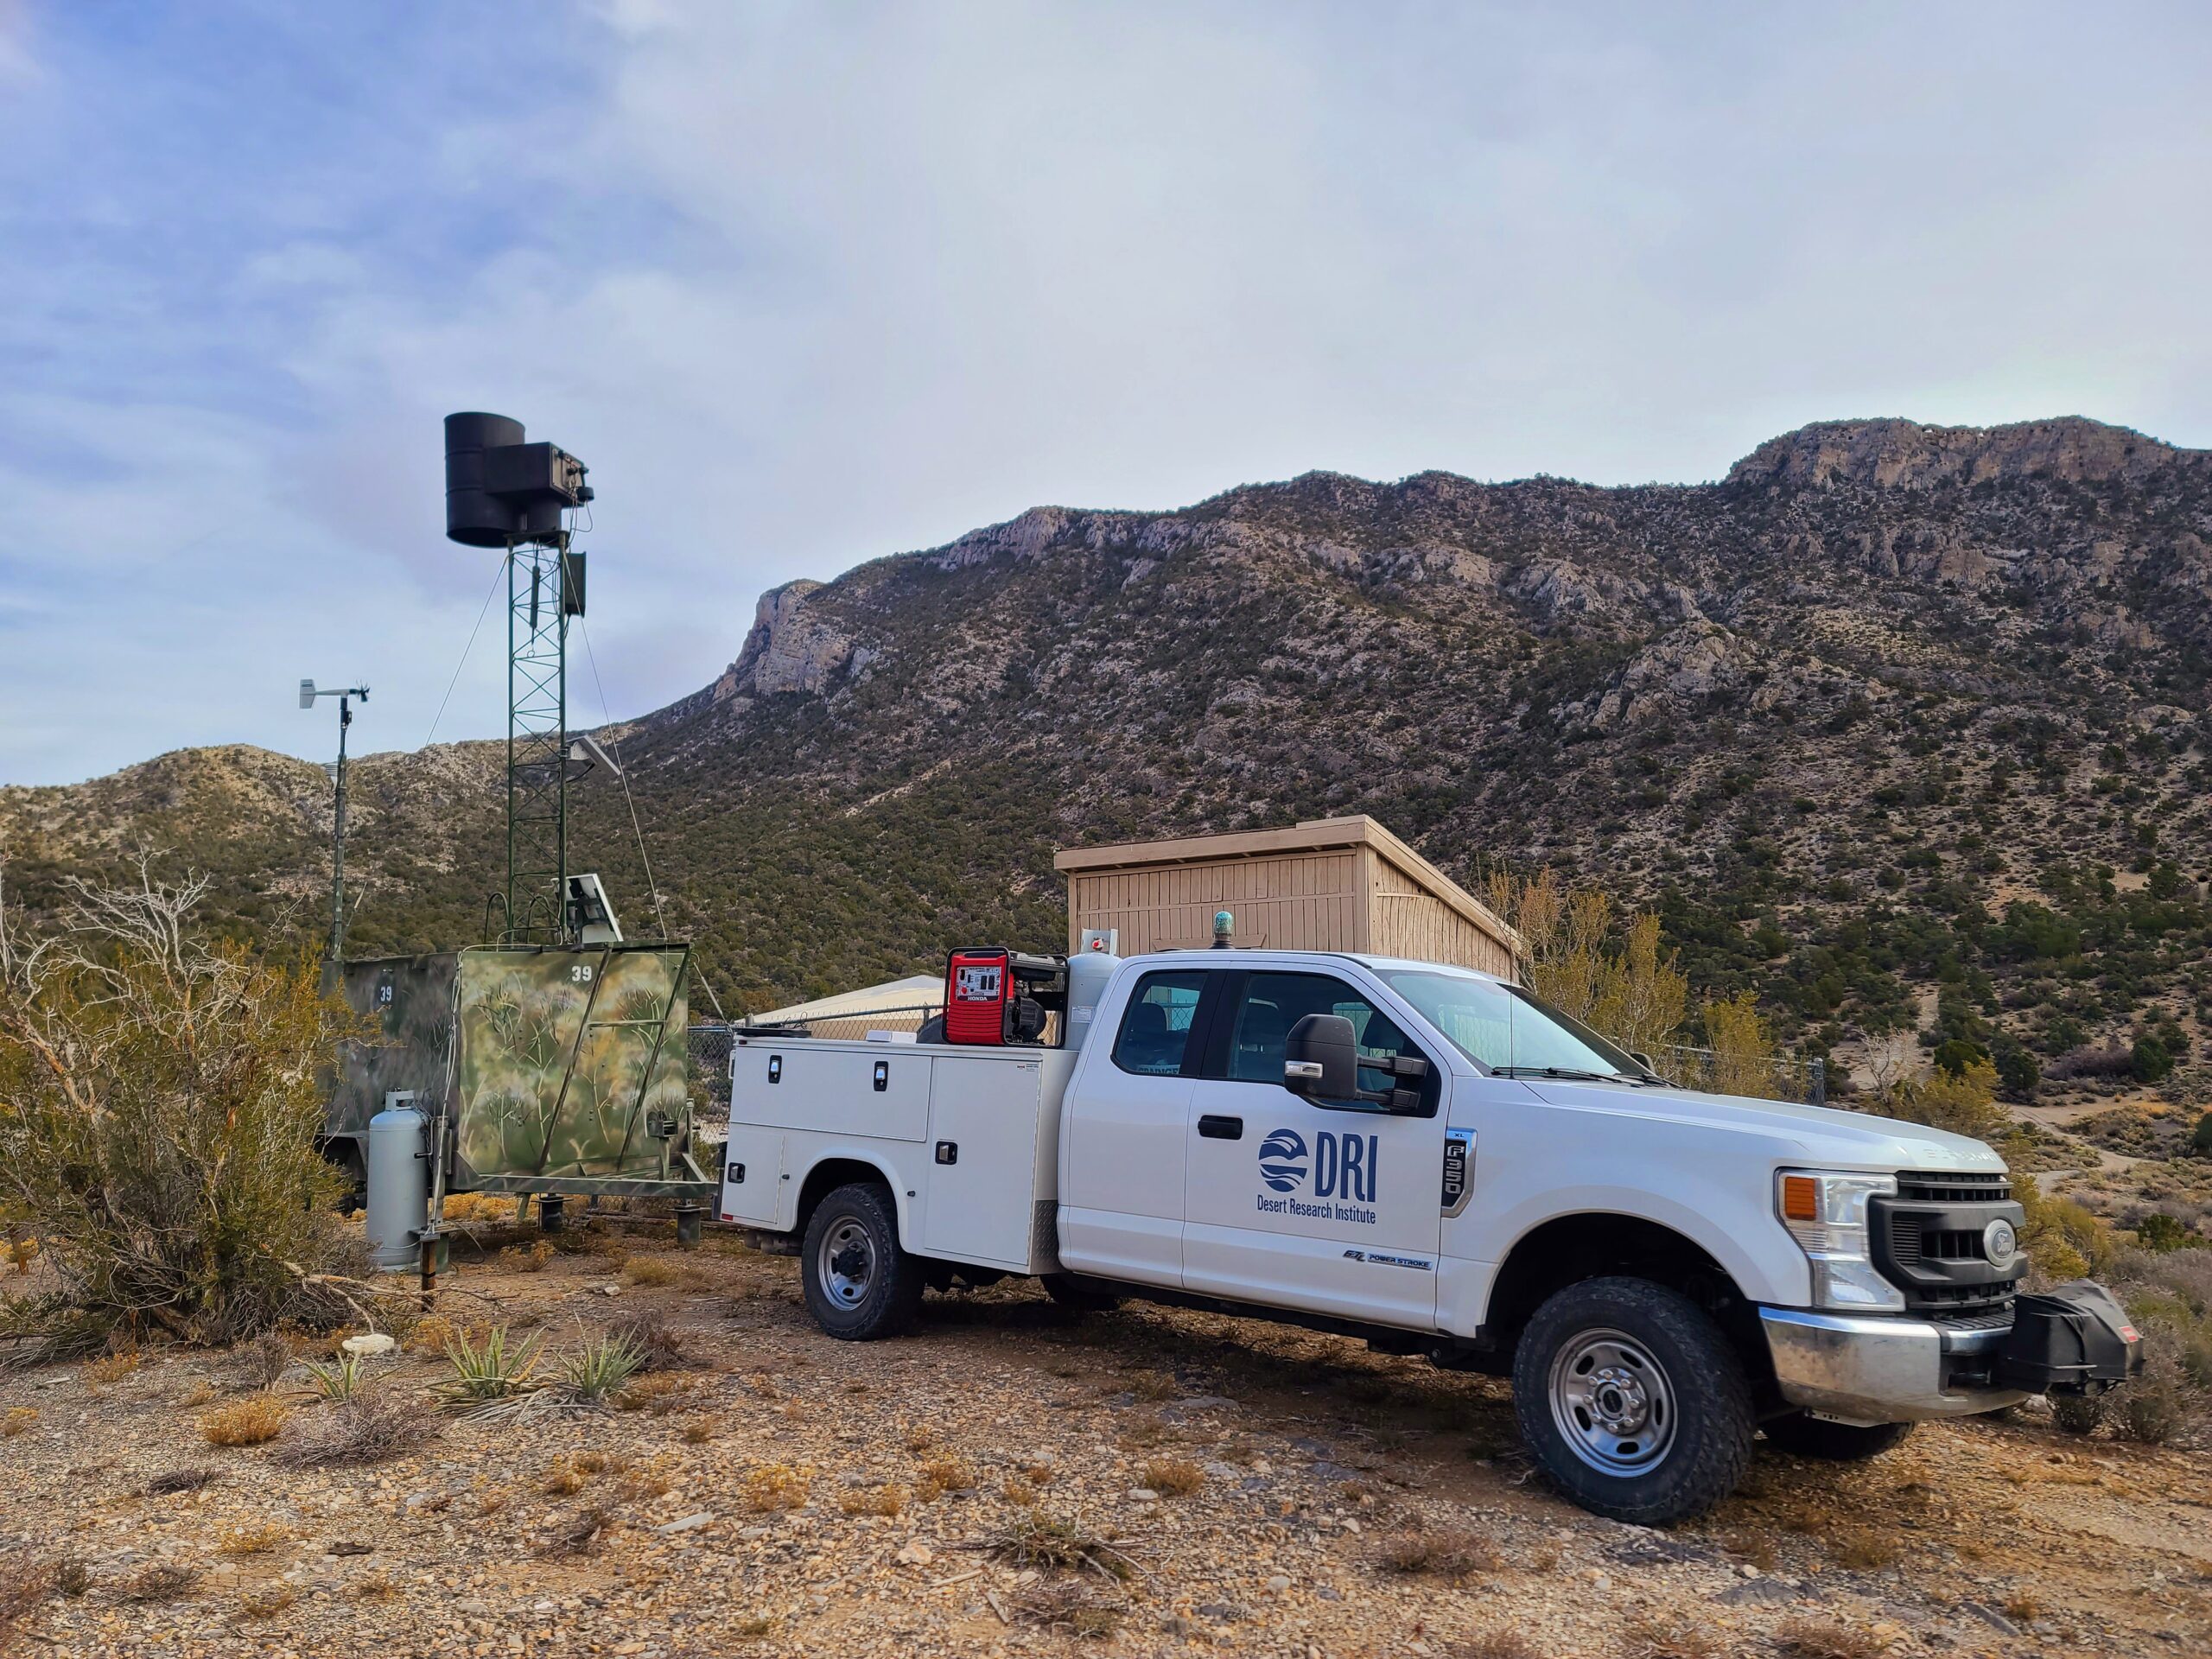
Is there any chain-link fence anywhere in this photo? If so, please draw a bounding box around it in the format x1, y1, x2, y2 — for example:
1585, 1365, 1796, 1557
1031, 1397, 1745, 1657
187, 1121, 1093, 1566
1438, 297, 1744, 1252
1646, 1043, 1827, 1107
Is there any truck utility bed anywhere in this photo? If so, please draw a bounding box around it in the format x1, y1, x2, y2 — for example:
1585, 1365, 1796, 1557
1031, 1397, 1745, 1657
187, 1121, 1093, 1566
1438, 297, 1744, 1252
721, 1034, 1077, 1274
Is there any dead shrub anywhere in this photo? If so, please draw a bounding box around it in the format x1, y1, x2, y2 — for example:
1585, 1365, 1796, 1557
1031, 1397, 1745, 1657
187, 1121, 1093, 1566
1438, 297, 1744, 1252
839, 1484, 908, 1518
277, 1389, 435, 1468
144, 1466, 218, 1496
123, 1562, 200, 1603
201, 1393, 286, 1446
543, 1459, 591, 1497
543, 1505, 613, 1556
0, 1554, 51, 1636
2050, 1390, 2105, 1434
680, 1416, 718, 1444
1008, 1577, 1125, 1637
603, 1306, 691, 1370
2002, 1591, 2042, 1624
1624, 1616, 1720, 1659
1451, 1636, 1541, 1659
2, 1407, 35, 1437
1140, 1457, 1205, 1497
50, 1556, 89, 1599
1376, 1529, 1502, 1580
1772, 1619, 1883, 1659
986, 1511, 1135, 1580
899, 1421, 936, 1453
350, 1572, 397, 1600
615, 1371, 701, 1414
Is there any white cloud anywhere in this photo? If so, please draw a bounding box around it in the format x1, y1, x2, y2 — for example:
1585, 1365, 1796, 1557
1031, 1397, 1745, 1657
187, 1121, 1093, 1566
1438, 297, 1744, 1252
1, 2, 2209, 784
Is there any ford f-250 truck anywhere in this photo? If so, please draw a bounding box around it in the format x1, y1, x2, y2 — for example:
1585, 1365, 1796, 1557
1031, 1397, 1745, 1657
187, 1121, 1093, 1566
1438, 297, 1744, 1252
716, 945, 2140, 1522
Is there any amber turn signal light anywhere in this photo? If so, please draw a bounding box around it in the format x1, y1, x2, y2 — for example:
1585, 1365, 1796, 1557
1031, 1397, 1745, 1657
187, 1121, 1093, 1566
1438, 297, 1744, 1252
1780, 1174, 1820, 1221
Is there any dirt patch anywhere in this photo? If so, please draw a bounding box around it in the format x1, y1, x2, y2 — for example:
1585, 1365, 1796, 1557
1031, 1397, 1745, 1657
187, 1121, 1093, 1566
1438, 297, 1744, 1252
0, 1226, 2206, 1656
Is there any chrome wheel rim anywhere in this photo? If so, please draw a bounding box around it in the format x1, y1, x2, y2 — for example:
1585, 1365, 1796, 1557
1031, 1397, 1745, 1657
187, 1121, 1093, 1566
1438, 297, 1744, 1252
1548, 1326, 1677, 1476
817, 1215, 876, 1310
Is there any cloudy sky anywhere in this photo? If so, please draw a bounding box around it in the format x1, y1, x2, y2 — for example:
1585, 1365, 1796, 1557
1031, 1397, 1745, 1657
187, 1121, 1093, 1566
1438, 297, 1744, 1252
1, 3, 2206, 785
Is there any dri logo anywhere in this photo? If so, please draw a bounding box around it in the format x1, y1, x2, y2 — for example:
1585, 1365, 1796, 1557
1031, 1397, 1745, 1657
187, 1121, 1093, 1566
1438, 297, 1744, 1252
1257, 1128, 1380, 1204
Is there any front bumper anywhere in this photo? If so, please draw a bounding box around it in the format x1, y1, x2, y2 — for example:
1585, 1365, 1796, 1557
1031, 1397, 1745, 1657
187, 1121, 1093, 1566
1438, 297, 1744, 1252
1759, 1306, 2031, 1425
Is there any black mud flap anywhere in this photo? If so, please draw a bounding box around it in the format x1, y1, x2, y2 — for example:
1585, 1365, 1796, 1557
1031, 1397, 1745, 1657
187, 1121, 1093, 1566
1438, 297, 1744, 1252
1997, 1281, 2145, 1395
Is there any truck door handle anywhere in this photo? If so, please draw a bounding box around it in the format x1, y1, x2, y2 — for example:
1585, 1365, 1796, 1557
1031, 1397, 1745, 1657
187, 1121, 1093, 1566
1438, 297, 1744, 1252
1198, 1115, 1243, 1141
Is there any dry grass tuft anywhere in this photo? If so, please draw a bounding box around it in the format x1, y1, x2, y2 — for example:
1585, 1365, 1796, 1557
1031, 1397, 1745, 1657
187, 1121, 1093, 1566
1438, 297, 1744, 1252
604, 1306, 692, 1371
1624, 1615, 1722, 1659
1830, 1530, 1899, 1572
1772, 1618, 1884, 1659
84, 1348, 142, 1385
679, 1415, 718, 1444
277, 1389, 437, 1468
1122, 1371, 1179, 1402
350, 1573, 397, 1600
839, 1483, 908, 1518
741, 1463, 811, 1512
916, 1456, 976, 1502
1140, 1457, 1205, 1497
2002, 1592, 2042, 1624
900, 1421, 937, 1453
214, 1522, 286, 1556
237, 1585, 296, 1618
123, 1562, 201, 1603
0, 1554, 52, 1635
1376, 1529, 1503, 1580
1451, 1636, 1541, 1659
1, 1407, 35, 1438
51, 1556, 89, 1599
622, 1255, 679, 1287
201, 1394, 286, 1446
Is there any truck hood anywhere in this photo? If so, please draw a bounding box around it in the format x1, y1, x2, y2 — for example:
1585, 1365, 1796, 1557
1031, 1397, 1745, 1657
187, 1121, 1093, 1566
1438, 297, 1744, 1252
1515, 1077, 2009, 1173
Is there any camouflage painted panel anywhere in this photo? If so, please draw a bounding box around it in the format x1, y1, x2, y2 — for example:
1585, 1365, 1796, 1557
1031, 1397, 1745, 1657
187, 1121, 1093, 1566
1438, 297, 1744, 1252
452, 946, 690, 1182
325, 954, 458, 1141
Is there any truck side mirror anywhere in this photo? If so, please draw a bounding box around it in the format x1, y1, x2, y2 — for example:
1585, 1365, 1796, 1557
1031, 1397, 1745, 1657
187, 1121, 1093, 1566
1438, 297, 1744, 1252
1284, 1014, 1359, 1101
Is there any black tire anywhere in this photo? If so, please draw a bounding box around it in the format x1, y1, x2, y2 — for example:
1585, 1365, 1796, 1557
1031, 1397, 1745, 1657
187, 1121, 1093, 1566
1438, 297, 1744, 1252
1041, 1274, 1122, 1316
1511, 1275, 1755, 1525
799, 1183, 924, 1340
1762, 1413, 1915, 1461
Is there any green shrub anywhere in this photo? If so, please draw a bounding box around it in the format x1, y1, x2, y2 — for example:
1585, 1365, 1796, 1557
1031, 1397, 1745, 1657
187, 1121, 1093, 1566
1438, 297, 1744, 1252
2130, 1035, 2174, 1084
0, 868, 354, 1351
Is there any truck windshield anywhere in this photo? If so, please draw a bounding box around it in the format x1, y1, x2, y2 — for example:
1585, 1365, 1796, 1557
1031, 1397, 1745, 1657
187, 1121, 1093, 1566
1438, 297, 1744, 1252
1380, 970, 1645, 1079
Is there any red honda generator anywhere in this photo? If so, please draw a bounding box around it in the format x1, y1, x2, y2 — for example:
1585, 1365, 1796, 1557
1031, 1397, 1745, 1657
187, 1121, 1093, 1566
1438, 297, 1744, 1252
940, 948, 1069, 1046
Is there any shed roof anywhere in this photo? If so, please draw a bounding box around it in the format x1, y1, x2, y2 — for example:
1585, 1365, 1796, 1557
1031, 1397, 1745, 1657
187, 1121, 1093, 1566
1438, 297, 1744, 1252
1053, 815, 1520, 955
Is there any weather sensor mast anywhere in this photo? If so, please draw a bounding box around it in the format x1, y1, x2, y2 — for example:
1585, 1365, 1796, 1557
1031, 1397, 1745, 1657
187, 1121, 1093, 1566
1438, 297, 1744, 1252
444, 412, 594, 944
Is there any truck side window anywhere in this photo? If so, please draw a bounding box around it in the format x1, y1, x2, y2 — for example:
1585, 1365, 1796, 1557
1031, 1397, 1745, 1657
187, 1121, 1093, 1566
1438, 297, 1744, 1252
1223, 972, 1425, 1101
1111, 970, 1209, 1077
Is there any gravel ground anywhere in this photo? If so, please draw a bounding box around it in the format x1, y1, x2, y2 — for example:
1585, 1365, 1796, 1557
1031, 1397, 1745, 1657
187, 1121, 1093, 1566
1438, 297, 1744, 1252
2, 1224, 2208, 1657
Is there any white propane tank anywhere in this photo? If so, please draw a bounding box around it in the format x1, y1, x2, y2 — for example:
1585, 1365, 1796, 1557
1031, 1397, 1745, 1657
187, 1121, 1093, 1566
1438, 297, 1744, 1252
365, 1103, 429, 1272
1065, 947, 1122, 1052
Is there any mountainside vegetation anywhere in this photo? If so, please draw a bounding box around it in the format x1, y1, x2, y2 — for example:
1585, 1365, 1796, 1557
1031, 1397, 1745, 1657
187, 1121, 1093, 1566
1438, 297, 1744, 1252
7, 416, 2212, 1103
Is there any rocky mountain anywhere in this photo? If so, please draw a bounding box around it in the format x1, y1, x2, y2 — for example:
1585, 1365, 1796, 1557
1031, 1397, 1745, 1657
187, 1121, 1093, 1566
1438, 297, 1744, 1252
7, 416, 2212, 1083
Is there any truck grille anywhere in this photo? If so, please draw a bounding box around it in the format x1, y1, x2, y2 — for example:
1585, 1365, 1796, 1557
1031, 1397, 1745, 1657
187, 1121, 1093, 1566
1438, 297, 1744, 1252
1897, 1171, 2012, 1203
1875, 1171, 2025, 1315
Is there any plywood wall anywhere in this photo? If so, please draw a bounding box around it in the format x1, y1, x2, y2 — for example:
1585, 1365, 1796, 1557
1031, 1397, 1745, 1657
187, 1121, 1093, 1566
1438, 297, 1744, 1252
1363, 849, 1516, 976
1065, 849, 1364, 957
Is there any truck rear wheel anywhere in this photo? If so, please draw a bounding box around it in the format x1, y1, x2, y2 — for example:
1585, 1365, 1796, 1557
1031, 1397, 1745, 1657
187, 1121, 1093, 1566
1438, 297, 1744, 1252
1512, 1275, 1754, 1524
1762, 1413, 1915, 1460
801, 1183, 924, 1340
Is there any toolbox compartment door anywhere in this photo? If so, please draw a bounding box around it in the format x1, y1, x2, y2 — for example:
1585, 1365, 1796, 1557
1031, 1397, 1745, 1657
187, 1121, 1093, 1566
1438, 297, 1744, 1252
919, 1053, 1047, 1270
718, 1127, 785, 1227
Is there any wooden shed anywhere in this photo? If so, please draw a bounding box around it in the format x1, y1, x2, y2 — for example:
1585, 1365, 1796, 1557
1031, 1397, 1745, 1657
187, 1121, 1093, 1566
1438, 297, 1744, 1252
1053, 816, 1521, 976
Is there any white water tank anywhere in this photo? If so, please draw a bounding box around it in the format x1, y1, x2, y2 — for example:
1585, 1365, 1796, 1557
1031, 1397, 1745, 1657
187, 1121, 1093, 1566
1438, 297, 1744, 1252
1065, 949, 1122, 1052
365, 1102, 429, 1272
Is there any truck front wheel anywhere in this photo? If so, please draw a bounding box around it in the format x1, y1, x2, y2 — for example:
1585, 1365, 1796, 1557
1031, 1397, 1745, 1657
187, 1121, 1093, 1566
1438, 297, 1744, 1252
801, 1183, 924, 1340
1513, 1276, 1755, 1524
1761, 1413, 1914, 1460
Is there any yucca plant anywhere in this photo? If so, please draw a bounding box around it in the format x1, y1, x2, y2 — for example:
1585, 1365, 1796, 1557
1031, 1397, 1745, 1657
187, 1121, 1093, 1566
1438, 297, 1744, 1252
435, 1325, 543, 1405
301, 1352, 365, 1402
562, 1331, 646, 1404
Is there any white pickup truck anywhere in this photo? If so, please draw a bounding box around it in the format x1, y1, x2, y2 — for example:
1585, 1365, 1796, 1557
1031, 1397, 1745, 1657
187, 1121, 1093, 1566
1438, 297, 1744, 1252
716, 946, 2139, 1522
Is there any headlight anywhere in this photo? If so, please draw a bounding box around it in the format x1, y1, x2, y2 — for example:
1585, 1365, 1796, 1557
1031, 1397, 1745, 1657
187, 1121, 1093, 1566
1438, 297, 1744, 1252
1777, 1169, 1904, 1313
